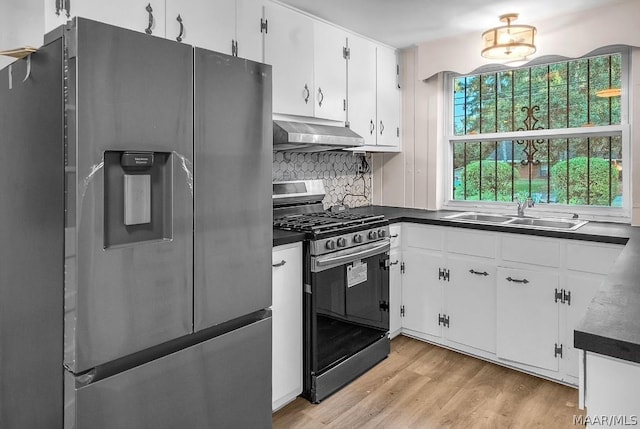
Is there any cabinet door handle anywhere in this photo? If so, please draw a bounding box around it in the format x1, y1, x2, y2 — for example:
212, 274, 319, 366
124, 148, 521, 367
506, 276, 529, 284
380, 120, 385, 135
469, 269, 489, 276
176, 14, 184, 42
145, 3, 154, 35
303, 84, 310, 104
390, 234, 399, 238
272, 260, 287, 268
317, 87, 324, 107
369, 119, 375, 135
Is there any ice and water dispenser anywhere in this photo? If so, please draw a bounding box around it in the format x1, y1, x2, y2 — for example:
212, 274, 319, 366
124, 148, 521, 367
103, 150, 172, 248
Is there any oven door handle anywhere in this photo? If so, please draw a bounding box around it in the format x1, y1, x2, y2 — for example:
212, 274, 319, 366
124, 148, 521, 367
313, 240, 390, 272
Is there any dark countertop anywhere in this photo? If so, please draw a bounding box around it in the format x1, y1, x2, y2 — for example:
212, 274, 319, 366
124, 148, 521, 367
273, 204, 640, 364
273, 228, 306, 247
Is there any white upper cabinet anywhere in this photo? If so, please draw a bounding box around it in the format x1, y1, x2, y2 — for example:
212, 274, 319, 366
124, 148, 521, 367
347, 34, 377, 145
312, 21, 347, 122
236, 0, 265, 63
73, 0, 166, 37
376, 45, 400, 148
165, 0, 235, 55
263, 4, 315, 117
347, 34, 400, 150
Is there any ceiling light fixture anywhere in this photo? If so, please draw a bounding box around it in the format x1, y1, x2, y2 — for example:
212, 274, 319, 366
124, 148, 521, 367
481, 13, 536, 60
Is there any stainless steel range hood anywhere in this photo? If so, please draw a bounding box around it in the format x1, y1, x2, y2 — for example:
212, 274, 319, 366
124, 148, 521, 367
273, 120, 364, 152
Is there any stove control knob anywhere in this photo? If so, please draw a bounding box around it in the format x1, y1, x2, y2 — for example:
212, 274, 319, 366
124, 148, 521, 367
325, 240, 336, 250
378, 229, 387, 238
368, 230, 378, 240
337, 237, 347, 248
353, 234, 363, 243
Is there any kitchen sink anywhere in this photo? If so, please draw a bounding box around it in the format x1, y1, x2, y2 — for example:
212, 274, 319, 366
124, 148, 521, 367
505, 217, 588, 230
442, 211, 588, 231
443, 212, 513, 224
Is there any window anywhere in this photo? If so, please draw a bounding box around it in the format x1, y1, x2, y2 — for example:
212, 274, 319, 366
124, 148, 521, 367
446, 52, 628, 216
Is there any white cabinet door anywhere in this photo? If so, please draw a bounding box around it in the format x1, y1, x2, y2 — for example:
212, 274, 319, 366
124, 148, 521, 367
497, 266, 559, 372
446, 257, 496, 353
264, 4, 314, 117
347, 34, 377, 146
401, 249, 443, 337
388, 248, 402, 339
271, 242, 302, 411
236, 0, 264, 62
562, 273, 604, 378
375, 45, 400, 148
312, 21, 347, 122
74, 0, 166, 36
166, 0, 235, 54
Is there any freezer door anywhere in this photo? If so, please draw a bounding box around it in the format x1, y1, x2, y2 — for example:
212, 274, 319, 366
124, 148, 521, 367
71, 317, 272, 429
193, 49, 273, 329
66, 18, 194, 372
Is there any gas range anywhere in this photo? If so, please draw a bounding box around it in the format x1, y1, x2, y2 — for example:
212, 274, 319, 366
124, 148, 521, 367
273, 180, 391, 403
273, 180, 389, 256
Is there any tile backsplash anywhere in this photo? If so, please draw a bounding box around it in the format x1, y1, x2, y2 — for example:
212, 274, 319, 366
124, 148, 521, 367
273, 152, 372, 209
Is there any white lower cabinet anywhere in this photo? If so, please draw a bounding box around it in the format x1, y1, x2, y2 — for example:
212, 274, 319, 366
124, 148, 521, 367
388, 224, 402, 338
447, 256, 496, 353
388, 248, 402, 338
271, 242, 302, 412
401, 248, 443, 337
496, 266, 560, 371
401, 225, 497, 353
396, 222, 623, 386
584, 352, 640, 425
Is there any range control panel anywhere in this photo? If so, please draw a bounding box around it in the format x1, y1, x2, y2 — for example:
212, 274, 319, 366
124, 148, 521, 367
310, 225, 390, 256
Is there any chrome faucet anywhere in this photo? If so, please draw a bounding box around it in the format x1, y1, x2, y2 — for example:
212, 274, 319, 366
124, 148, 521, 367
516, 197, 534, 217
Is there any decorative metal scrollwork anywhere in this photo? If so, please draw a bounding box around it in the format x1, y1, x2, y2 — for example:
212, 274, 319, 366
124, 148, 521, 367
516, 105, 545, 166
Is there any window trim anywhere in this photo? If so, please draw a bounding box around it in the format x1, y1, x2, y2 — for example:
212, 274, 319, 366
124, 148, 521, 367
441, 50, 631, 222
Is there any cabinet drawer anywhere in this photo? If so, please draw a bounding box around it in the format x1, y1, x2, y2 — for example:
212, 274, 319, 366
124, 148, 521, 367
566, 242, 622, 274
404, 224, 443, 250
502, 235, 561, 267
446, 229, 497, 258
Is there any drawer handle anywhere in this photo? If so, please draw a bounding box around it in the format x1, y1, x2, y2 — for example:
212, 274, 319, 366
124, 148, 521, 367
390, 234, 399, 238
388, 260, 399, 266
272, 260, 287, 268
506, 276, 529, 284
469, 269, 489, 276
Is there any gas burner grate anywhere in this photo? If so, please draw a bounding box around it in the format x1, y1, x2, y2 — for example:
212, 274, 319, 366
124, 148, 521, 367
273, 211, 386, 234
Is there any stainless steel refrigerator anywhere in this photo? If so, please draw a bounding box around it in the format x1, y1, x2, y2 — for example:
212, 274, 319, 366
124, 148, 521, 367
0, 18, 272, 428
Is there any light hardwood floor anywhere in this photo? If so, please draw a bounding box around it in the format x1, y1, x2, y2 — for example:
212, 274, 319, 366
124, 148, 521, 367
273, 335, 585, 428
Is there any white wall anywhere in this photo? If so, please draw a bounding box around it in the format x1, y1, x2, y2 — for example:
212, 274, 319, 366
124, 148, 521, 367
375, 0, 640, 224
0, 1, 44, 70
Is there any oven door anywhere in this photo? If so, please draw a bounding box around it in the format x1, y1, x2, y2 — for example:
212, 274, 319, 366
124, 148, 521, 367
309, 240, 390, 375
